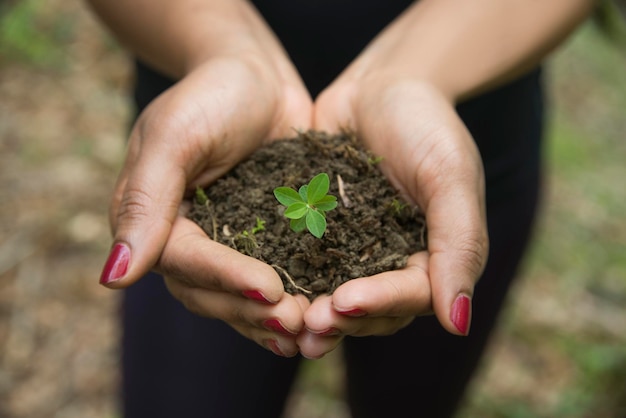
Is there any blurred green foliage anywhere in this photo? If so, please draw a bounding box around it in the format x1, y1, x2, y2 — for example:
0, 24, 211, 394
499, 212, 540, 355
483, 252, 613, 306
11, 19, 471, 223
0, 0, 73, 67
593, 0, 626, 46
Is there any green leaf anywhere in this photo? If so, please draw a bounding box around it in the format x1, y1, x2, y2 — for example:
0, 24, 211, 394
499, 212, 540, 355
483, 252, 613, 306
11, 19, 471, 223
251, 217, 265, 234
284, 202, 308, 219
306, 173, 330, 204
274, 187, 303, 206
298, 185, 308, 202
314, 195, 337, 211
290, 216, 307, 233
306, 209, 327, 238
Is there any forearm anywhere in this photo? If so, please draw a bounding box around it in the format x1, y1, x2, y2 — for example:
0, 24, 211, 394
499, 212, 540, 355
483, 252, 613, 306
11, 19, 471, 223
85, 0, 279, 79
351, 0, 597, 102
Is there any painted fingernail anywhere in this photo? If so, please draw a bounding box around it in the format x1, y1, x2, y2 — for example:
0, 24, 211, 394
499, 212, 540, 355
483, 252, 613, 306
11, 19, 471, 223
265, 339, 286, 357
263, 319, 295, 335
336, 308, 367, 317
242, 290, 273, 304
450, 294, 471, 336
99, 243, 130, 285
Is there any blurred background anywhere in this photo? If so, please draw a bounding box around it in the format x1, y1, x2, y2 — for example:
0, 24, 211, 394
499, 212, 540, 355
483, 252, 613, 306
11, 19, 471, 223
0, 1, 625, 417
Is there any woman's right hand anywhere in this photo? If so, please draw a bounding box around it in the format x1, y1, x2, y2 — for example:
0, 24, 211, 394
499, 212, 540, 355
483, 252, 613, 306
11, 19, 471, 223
96, 1, 314, 356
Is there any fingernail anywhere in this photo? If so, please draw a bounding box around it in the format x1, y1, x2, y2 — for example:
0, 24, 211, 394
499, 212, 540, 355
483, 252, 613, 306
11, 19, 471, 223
450, 295, 471, 336
242, 290, 273, 304
99, 243, 130, 285
263, 319, 295, 335
336, 308, 367, 317
265, 339, 286, 357
307, 327, 340, 337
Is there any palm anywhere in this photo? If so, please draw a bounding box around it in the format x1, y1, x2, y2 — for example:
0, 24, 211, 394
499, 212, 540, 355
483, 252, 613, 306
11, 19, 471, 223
295, 78, 488, 358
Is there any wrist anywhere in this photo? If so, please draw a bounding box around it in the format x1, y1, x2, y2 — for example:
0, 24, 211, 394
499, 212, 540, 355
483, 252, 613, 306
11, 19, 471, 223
341, 0, 594, 103
162, 1, 260, 78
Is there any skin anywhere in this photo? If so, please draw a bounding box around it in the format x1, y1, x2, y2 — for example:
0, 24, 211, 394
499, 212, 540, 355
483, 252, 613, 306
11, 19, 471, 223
88, 0, 596, 358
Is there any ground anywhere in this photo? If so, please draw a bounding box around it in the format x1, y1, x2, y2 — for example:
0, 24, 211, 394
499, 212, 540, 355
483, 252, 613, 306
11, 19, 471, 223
0, 2, 625, 417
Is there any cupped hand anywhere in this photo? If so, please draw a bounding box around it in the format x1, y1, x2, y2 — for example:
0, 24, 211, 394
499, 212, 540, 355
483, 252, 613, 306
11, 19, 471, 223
99, 53, 313, 356
298, 252, 431, 359
298, 74, 489, 359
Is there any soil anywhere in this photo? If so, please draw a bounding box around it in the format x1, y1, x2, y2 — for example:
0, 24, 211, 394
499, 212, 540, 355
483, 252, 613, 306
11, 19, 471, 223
188, 130, 427, 300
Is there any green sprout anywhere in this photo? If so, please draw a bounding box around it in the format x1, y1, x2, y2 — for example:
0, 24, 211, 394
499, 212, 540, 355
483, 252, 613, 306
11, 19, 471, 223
273, 173, 338, 238
251, 217, 266, 234
195, 186, 209, 205
234, 217, 265, 255
388, 198, 406, 216
367, 155, 384, 165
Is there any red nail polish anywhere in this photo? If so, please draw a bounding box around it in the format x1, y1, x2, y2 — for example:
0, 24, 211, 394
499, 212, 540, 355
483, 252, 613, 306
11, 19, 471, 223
242, 290, 273, 304
263, 319, 294, 335
99, 243, 130, 285
265, 339, 286, 357
450, 295, 471, 336
337, 308, 367, 317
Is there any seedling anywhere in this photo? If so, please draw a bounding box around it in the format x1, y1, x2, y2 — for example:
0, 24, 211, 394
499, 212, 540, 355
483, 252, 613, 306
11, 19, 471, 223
274, 173, 337, 238
367, 155, 384, 165
251, 217, 266, 234
239, 217, 266, 237
195, 186, 209, 205
233, 217, 265, 255
388, 198, 406, 216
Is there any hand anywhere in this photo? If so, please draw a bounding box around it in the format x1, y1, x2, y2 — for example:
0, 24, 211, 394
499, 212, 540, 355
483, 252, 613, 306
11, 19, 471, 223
99, 52, 314, 356
294, 0, 592, 360
298, 75, 488, 359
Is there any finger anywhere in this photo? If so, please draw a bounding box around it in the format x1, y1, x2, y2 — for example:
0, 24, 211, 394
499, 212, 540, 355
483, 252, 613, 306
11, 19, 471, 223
413, 116, 488, 336
303, 295, 414, 339
297, 330, 343, 360
167, 286, 302, 358
357, 84, 488, 336
165, 281, 302, 358
297, 295, 344, 359
99, 128, 187, 288
249, 329, 300, 358
165, 278, 304, 336
159, 216, 286, 303
293, 293, 312, 313
313, 81, 356, 133
426, 184, 488, 336
229, 321, 300, 358
330, 252, 432, 317
99, 62, 278, 289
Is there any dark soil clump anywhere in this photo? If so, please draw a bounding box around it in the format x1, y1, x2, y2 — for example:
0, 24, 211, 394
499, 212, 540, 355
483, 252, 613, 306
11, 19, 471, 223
188, 130, 427, 300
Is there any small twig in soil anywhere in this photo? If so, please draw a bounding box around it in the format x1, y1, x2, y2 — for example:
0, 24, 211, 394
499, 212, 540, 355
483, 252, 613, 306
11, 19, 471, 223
271, 264, 312, 295
337, 174, 352, 208
193, 188, 218, 240
359, 248, 372, 262
326, 248, 350, 259
207, 204, 218, 241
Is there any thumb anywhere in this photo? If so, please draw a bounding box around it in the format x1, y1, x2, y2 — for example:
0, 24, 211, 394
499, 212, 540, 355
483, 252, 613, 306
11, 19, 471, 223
313, 81, 357, 132
427, 184, 489, 336
99, 139, 186, 288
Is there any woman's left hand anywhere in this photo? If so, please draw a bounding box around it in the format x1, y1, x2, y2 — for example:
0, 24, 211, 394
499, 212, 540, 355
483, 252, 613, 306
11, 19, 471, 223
298, 74, 489, 359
